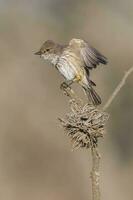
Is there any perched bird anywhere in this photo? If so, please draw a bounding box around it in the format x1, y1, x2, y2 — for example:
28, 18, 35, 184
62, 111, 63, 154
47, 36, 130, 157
35, 38, 107, 105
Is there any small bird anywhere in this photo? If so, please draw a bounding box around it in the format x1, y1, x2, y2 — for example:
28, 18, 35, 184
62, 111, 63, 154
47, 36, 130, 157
35, 38, 107, 105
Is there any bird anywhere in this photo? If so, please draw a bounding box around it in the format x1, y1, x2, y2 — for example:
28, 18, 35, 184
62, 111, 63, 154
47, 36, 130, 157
35, 38, 107, 105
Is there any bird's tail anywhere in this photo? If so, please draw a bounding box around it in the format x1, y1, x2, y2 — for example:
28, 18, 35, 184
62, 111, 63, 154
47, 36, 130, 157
82, 82, 101, 106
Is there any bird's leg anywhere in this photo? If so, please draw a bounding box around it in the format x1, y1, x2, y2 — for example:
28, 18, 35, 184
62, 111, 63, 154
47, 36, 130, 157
60, 75, 83, 100
60, 80, 73, 90
60, 75, 82, 90
60, 75, 83, 104
60, 79, 75, 98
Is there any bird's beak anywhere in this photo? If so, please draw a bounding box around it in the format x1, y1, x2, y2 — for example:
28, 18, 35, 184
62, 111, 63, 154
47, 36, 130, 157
34, 51, 42, 56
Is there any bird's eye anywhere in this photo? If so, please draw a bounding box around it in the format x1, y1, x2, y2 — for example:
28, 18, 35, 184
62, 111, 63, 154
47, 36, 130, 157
46, 48, 50, 52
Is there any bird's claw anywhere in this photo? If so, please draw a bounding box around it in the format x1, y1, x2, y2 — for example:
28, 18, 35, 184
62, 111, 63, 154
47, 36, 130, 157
60, 82, 72, 97
60, 82, 70, 90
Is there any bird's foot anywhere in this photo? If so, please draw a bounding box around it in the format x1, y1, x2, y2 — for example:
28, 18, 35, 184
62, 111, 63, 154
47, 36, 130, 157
60, 82, 71, 90
60, 81, 73, 97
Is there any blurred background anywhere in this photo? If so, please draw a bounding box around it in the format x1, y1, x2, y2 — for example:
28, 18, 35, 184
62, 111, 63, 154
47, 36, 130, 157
0, 0, 133, 199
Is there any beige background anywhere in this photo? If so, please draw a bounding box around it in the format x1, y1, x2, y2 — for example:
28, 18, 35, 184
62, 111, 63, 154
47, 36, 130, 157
0, 0, 133, 199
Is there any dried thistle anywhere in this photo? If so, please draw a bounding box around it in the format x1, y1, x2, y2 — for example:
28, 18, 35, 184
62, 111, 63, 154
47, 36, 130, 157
58, 67, 133, 200
59, 99, 109, 150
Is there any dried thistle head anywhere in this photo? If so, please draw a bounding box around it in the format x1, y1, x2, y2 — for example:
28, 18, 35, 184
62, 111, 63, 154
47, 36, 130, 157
59, 99, 109, 150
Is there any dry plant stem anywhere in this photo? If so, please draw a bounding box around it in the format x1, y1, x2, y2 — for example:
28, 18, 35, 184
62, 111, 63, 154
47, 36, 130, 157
90, 67, 133, 199
61, 86, 83, 105
91, 148, 101, 200
103, 66, 133, 110
59, 67, 133, 200
60, 87, 108, 200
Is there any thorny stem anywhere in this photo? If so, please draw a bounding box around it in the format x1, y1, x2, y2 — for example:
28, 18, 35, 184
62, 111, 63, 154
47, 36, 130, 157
90, 148, 101, 200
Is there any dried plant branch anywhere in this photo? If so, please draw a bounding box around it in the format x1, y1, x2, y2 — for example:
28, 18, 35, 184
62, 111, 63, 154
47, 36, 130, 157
58, 66, 133, 200
90, 148, 101, 200
60, 85, 83, 105
103, 66, 133, 110
59, 100, 109, 150
59, 99, 108, 200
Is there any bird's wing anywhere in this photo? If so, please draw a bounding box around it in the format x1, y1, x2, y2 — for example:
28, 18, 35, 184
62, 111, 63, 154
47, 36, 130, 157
69, 39, 108, 69
81, 40, 107, 69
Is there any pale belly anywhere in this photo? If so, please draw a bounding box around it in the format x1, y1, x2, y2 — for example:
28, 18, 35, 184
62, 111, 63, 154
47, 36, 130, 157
57, 56, 82, 81
42, 51, 84, 81
57, 64, 76, 80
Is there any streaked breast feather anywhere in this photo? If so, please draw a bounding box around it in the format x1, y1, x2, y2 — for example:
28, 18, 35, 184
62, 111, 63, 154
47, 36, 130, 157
57, 55, 76, 80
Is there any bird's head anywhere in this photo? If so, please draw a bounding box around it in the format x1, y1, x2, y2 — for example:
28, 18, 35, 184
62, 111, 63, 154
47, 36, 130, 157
35, 40, 56, 58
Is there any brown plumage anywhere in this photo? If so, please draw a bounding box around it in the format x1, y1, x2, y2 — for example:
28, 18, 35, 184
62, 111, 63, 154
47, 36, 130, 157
35, 38, 108, 105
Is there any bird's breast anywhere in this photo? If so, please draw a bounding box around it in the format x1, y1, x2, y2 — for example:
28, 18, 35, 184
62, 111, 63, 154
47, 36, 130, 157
57, 56, 76, 80
57, 52, 84, 81
41, 53, 59, 65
